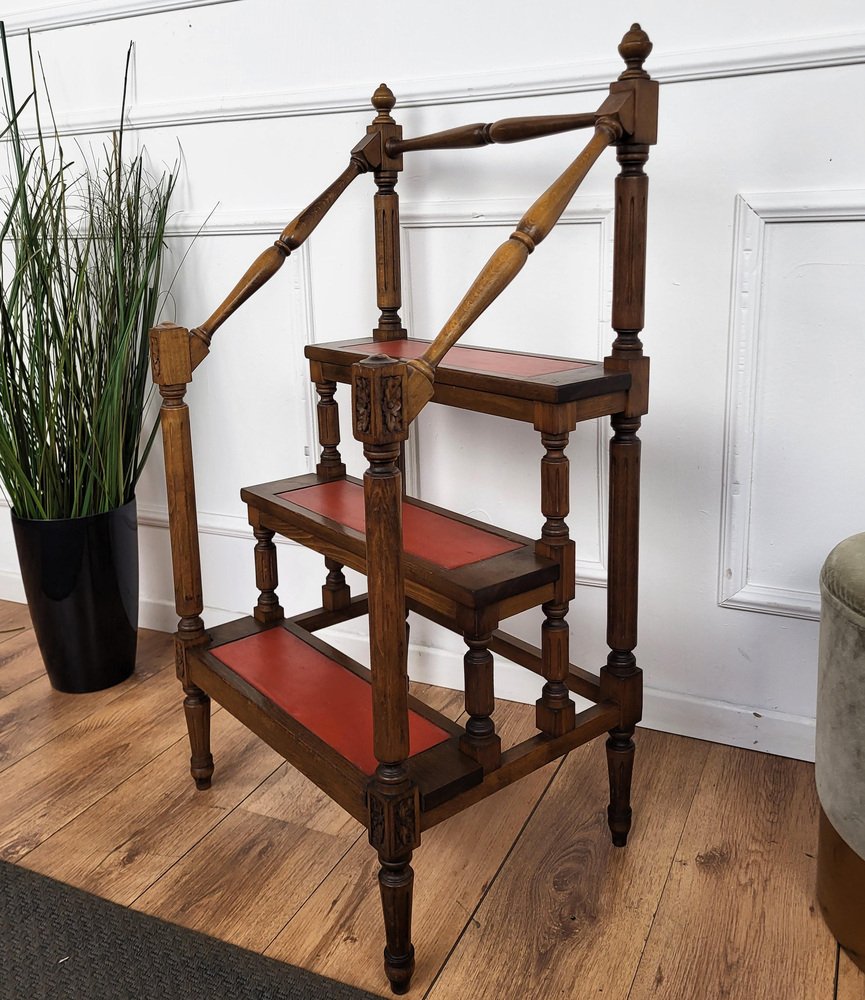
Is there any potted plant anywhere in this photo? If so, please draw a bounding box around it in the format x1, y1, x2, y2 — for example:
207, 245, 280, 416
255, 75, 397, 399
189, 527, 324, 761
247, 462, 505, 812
0, 27, 176, 692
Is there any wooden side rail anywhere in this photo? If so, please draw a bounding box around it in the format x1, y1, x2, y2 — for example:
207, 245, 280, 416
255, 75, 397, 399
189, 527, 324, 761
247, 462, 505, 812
387, 112, 599, 155
488, 630, 602, 703
421, 700, 620, 829
403, 116, 623, 421
186, 133, 382, 371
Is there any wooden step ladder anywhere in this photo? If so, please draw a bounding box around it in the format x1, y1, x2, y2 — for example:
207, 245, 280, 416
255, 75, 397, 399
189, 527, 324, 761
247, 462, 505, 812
149, 23, 658, 994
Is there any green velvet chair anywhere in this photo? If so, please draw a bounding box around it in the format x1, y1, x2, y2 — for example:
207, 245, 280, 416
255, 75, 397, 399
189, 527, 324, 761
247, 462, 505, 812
816, 532, 865, 972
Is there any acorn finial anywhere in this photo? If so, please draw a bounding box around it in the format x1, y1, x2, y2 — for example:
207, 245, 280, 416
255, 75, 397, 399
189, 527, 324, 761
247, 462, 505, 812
371, 83, 396, 122
618, 23, 652, 80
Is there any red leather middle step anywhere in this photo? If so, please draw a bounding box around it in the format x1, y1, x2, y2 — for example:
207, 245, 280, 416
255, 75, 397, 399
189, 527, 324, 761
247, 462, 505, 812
278, 479, 522, 570
346, 338, 589, 377
212, 626, 450, 775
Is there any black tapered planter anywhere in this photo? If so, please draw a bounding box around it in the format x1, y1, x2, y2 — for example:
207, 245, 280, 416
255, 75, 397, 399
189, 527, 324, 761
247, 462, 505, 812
11, 498, 139, 693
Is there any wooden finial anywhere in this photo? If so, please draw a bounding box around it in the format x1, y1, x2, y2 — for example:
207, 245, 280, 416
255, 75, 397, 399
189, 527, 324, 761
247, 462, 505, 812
618, 23, 652, 80
371, 83, 396, 123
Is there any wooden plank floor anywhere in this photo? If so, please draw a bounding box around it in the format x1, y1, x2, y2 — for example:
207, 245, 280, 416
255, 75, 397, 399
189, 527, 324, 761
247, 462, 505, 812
0, 600, 859, 1000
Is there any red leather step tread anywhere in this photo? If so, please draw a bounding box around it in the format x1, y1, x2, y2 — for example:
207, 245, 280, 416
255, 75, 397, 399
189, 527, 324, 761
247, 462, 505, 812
347, 338, 588, 377
277, 480, 522, 570
212, 627, 449, 775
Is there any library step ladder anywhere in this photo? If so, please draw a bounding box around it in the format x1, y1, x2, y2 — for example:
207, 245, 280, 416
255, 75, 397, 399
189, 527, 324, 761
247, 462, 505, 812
150, 24, 657, 995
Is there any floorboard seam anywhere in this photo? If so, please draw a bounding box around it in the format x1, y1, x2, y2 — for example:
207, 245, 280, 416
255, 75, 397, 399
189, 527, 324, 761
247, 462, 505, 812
833, 942, 840, 1000
625, 741, 713, 1000
0, 659, 176, 779
258, 828, 369, 958
421, 752, 568, 999
6, 702, 222, 868
125, 751, 284, 910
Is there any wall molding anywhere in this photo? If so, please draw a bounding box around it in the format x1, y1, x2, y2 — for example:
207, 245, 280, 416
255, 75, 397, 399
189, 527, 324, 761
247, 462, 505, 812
718, 190, 865, 620
1, 0, 237, 36
166, 206, 301, 238
400, 197, 613, 586
23, 29, 865, 136
165, 206, 319, 476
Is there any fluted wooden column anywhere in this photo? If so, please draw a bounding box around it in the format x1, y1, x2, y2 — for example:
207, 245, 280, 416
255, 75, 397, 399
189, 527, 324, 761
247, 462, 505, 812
368, 85, 407, 343
150, 322, 213, 790
353, 354, 418, 994
600, 23, 657, 848
534, 405, 577, 737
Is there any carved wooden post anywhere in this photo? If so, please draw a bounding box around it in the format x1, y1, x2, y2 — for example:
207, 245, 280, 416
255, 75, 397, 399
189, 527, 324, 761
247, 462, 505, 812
368, 85, 407, 343
251, 521, 283, 624
458, 616, 502, 773
149, 322, 214, 791
534, 403, 577, 736
352, 354, 418, 994
322, 557, 351, 612
600, 24, 657, 847
311, 367, 346, 481
309, 360, 350, 610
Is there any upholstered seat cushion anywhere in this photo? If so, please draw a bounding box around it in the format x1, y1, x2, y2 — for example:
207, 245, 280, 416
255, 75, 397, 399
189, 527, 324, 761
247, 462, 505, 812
816, 532, 865, 858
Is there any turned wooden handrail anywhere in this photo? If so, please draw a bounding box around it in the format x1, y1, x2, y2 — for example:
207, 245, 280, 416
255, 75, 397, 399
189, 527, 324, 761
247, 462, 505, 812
403, 114, 624, 420
187, 133, 381, 370
387, 112, 599, 155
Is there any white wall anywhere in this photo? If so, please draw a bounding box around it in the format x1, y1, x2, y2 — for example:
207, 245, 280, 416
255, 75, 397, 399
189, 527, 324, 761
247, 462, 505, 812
3, 0, 865, 760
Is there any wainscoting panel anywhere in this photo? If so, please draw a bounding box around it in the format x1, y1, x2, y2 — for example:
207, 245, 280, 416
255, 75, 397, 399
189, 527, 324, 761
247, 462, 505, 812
719, 192, 865, 619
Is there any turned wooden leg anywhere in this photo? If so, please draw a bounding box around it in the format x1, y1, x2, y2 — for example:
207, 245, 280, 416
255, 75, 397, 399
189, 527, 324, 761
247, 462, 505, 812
535, 422, 576, 736
253, 525, 283, 624
369, 768, 420, 995
379, 852, 415, 994
315, 378, 346, 480
322, 557, 351, 612
606, 724, 635, 847
459, 632, 502, 773
536, 599, 577, 736
601, 412, 644, 847
182, 682, 214, 790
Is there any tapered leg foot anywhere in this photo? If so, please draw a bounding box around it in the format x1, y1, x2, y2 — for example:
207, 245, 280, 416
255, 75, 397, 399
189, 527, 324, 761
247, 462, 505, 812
606, 726, 635, 847
379, 858, 415, 994
183, 683, 214, 790
384, 944, 415, 995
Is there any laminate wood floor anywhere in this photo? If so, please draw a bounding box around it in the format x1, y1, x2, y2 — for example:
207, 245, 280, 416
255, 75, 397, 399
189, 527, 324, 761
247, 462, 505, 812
0, 602, 859, 1000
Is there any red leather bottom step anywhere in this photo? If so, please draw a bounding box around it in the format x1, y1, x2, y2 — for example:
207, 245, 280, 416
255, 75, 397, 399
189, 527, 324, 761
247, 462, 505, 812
211, 624, 449, 775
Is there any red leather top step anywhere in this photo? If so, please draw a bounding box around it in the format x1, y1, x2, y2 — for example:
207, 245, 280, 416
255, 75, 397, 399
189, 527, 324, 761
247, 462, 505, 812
212, 627, 449, 775
278, 480, 522, 570
348, 338, 588, 377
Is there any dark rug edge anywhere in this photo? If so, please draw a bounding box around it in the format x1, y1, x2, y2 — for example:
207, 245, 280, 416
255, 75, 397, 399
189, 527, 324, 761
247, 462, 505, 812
0, 859, 385, 1000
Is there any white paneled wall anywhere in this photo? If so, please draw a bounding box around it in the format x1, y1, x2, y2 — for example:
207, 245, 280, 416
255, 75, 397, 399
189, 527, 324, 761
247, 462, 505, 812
2, 0, 864, 760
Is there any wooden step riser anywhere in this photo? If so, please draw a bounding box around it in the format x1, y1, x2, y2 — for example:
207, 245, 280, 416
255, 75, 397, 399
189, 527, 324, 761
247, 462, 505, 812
259, 513, 557, 622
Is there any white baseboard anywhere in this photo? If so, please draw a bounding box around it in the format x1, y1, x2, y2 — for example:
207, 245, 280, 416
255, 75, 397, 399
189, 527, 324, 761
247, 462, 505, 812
2, 584, 816, 764
325, 629, 817, 764
639, 687, 815, 763
0, 570, 26, 605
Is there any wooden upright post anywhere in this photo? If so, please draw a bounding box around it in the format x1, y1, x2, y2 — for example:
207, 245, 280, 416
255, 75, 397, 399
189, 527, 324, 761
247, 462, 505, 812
534, 403, 578, 737
149, 322, 214, 791
368, 85, 407, 343
600, 24, 657, 847
352, 354, 418, 994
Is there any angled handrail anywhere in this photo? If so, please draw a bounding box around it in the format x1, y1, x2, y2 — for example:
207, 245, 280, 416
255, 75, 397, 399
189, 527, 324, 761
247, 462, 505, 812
186, 132, 382, 371
403, 110, 625, 421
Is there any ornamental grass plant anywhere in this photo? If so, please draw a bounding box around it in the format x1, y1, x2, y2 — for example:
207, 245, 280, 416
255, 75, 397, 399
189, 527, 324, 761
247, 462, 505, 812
0, 25, 175, 520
